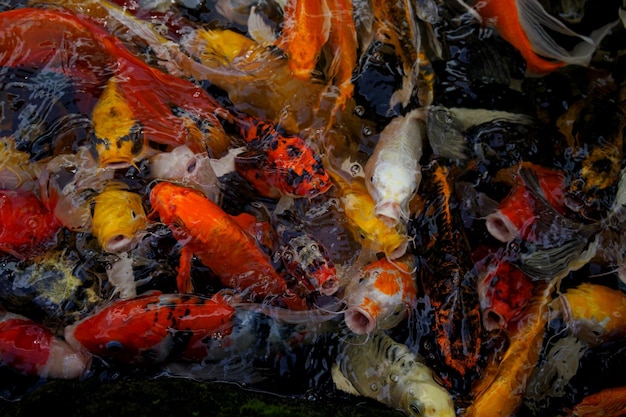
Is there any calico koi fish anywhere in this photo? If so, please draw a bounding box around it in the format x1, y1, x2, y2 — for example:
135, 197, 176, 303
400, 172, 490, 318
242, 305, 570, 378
0, 189, 62, 260
332, 332, 455, 417
0, 309, 91, 379
564, 386, 626, 417
343, 255, 417, 335
551, 283, 626, 346
91, 182, 148, 253
275, 0, 331, 80
277, 233, 339, 296
473, 0, 616, 75
64, 292, 236, 364
0, 7, 231, 157
466, 282, 551, 417
364, 108, 426, 227
327, 167, 409, 260
235, 116, 332, 199
149, 182, 307, 309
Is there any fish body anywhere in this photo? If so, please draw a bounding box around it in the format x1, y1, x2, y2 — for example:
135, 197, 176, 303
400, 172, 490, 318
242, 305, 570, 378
276, 0, 331, 80
332, 332, 455, 417
0, 189, 62, 259
564, 386, 626, 417
149, 182, 306, 309
0, 310, 91, 379
91, 182, 148, 253
328, 168, 408, 259
364, 108, 426, 227
64, 292, 236, 364
0, 138, 42, 192
278, 233, 339, 296
343, 255, 417, 335
235, 117, 332, 199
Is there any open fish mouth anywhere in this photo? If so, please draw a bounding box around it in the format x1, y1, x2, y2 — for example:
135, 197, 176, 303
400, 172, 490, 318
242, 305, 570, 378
344, 306, 376, 335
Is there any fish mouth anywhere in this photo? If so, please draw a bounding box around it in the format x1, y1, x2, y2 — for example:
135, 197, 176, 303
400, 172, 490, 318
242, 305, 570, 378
102, 234, 136, 253
344, 307, 376, 335
319, 276, 340, 296
374, 200, 402, 227
485, 211, 519, 243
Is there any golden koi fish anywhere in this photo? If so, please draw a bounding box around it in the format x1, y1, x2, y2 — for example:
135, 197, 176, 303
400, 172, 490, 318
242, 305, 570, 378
91, 181, 148, 253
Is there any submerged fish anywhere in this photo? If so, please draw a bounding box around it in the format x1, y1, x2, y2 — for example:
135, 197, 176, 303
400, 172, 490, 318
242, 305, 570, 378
332, 332, 455, 417
364, 108, 426, 227
91, 182, 148, 253
563, 385, 626, 417
343, 255, 418, 335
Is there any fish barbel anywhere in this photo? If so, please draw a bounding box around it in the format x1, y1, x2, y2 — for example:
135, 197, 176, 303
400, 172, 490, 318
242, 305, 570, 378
365, 108, 426, 227
332, 332, 456, 417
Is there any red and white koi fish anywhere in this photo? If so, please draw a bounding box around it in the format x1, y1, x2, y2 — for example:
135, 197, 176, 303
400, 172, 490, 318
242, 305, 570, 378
343, 255, 417, 335
0, 189, 62, 260
473, 0, 617, 75
64, 292, 236, 364
0, 309, 91, 379
149, 182, 307, 309
235, 116, 332, 199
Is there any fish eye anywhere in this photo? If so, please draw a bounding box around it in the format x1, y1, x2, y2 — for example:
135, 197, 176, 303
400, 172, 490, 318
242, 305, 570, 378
106, 340, 124, 352
409, 400, 424, 416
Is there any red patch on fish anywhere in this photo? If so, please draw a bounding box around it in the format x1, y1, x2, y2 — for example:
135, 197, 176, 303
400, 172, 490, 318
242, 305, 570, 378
0, 318, 51, 375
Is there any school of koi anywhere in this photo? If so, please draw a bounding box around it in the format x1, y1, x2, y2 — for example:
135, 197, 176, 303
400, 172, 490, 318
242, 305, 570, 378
1, 0, 626, 416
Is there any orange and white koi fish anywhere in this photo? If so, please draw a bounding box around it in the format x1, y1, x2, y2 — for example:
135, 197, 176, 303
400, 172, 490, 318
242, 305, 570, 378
64, 292, 236, 364
0, 189, 62, 260
275, 0, 331, 80
149, 182, 307, 309
473, 0, 617, 75
343, 255, 417, 335
564, 385, 626, 417
235, 116, 332, 199
91, 182, 148, 253
327, 166, 409, 260
364, 108, 426, 227
0, 309, 91, 379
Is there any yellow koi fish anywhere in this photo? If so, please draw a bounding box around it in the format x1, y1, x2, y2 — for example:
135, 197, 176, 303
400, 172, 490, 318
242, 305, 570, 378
91, 181, 148, 253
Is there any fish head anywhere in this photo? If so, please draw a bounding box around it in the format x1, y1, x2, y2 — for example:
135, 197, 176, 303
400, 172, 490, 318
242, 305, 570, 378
367, 162, 420, 226
283, 234, 339, 295
398, 380, 456, 417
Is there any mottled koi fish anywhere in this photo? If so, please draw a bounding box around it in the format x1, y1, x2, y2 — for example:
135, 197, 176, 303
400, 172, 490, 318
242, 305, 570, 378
149, 182, 307, 309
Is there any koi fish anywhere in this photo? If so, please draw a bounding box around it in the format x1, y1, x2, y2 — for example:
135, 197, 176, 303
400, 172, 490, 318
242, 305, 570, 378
473, 0, 617, 75
0, 189, 62, 260
564, 385, 626, 417
364, 108, 426, 227
90, 77, 145, 169
91, 182, 148, 253
551, 283, 626, 346
277, 233, 339, 296
466, 282, 552, 417
148, 145, 221, 203
235, 117, 332, 199
332, 332, 456, 417
0, 7, 231, 157
343, 255, 417, 335
275, 0, 331, 80
0, 309, 91, 379
149, 182, 307, 309
327, 166, 409, 260
64, 292, 236, 364
0, 138, 42, 192
411, 160, 482, 388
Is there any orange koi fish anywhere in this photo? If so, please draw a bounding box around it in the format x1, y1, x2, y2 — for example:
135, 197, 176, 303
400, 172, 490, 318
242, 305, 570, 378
473, 0, 616, 75
0, 189, 62, 260
343, 255, 417, 335
0, 309, 91, 379
564, 386, 626, 417
466, 282, 551, 417
149, 182, 307, 309
0, 7, 231, 156
64, 292, 236, 364
235, 116, 332, 199
276, 0, 331, 80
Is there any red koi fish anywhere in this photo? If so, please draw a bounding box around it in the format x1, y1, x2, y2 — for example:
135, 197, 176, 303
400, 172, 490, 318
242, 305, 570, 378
564, 386, 626, 417
486, 163, 567, 243
0, 7, 231, 156
343, 255, 417, 335
276, 0, 331, 80
0, 189, 62, 259
149, 182, 307, 309
235, 117, 332, 199
64, 293, 236, 364
0, 309, 91, 379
